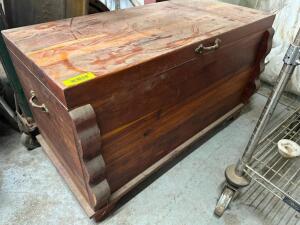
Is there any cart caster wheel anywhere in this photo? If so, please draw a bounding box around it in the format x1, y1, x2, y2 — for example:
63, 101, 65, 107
214, 187, 235, 217
21, 133, 40, 150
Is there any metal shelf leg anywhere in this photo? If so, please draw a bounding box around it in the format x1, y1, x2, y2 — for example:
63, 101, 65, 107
215, 27, 300, 217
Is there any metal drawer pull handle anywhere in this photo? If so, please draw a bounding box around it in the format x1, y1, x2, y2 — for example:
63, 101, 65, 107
29, 90, 48, 113
195, 38, 221, 54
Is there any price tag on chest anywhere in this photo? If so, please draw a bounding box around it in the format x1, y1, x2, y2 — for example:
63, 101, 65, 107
63, 72, 96, 87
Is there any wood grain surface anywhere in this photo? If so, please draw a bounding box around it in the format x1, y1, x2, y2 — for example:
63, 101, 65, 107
2, 0, 274, 107
9, 51, 91, 203
3, 0, 275, 220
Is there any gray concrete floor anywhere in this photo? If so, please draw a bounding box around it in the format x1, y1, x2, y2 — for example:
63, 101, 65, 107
0, 90, 299, 225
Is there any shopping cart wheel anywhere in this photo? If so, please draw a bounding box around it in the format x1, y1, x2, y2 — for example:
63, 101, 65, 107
21, 132, 40, 150
214, 186, 235, 217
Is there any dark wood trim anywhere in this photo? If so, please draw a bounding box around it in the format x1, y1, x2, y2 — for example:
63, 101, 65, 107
69, 104, 111, 211
242, 28, 275, 102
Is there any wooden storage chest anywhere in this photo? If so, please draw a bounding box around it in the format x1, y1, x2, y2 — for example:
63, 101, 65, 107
2, 0, 274, 220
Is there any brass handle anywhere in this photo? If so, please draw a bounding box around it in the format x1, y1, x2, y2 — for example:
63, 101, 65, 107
195, 38, 221, 54
29, 90, 48, 113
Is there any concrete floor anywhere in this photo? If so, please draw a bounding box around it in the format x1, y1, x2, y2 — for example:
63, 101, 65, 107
0, 91, 299, 225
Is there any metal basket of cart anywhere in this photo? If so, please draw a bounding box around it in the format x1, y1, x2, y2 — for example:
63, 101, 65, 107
214, 27, 300, 216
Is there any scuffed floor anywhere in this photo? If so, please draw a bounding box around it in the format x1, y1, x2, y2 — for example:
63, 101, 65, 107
0, 91, 299, 225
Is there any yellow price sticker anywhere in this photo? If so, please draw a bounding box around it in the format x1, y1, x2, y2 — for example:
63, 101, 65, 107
63, 72, 96, 87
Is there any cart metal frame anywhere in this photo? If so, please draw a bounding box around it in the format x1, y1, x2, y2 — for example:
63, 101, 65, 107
214, 27, 300, 217
0, 3, 41, 149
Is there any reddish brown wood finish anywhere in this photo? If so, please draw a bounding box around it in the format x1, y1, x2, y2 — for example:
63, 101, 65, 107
2, 0, 275, 220
2, 0, 274, 107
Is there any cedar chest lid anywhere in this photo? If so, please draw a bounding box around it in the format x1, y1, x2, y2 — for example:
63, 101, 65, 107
2, 0, 274, 108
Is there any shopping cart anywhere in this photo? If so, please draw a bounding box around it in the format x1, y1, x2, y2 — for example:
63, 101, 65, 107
214, 28, 300, 217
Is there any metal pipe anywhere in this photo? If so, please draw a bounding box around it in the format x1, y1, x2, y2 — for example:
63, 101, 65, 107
235, 28, 300, 175
115, 0, 120, 10
0, 95, 15, 119
129, 0, 142, 6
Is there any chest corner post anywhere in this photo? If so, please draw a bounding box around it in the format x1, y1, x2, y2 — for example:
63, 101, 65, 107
69, 104, 111, 212
242, 27, 275, 102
